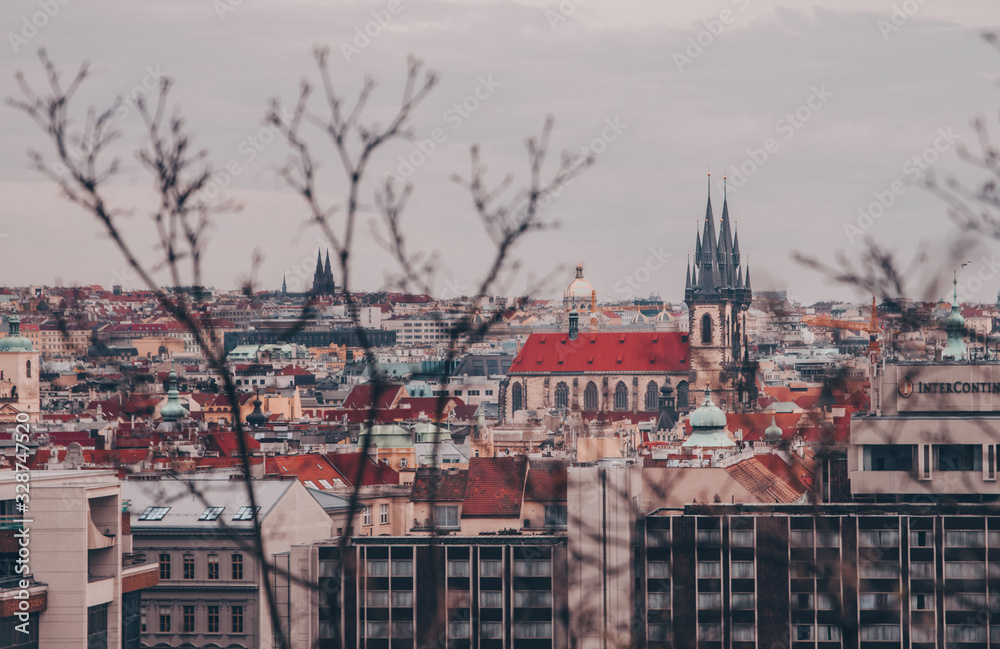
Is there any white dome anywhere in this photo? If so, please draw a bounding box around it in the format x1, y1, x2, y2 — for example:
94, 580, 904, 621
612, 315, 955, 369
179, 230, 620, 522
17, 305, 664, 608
564, 263, 594, 302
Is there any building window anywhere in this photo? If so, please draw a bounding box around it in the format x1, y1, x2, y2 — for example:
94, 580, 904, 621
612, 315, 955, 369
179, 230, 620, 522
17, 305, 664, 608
379, 503, 389, 524
613, 381, 628, 411
391, 559, 412, 576
206, 605, 220, 633
514, 622, 552, 638
232, 554, 244, 580
514, 559, 551, 577
698, 592, 722, 609
434, 505, 459, 528
544, 504, 568, 528
231, 605, 244, 633
481, 591, 503, 608
584, 381, 599, 410
648, 592, 670, 609
701, 313, 713, 344
182, 605, 195, 633
207, 554, 219, 580
555, 382, 569, 409
448, 621, 471, 638
392, 590, 414, 607
25, 361, 30, 379
183, 554, 195, 580
511, 382, 523, 412
481, 621, 503, 638
481, 560, 503, 577
447, 560, 470, 577
732, 593, 755, 609
514, 590, 552, 607
937, 444, 982, 471
87, 603, 108, 649
391, 621, 414, 637
863, 444, 914, 471
159, 554, 170, 580
697, 561, 721, 578
159, 607, 171, 633
732, 561, 754, 578
645, 381, 658, 410
676, 381, 689, 409
733, 624, 756, 641
362, 506, 371, 526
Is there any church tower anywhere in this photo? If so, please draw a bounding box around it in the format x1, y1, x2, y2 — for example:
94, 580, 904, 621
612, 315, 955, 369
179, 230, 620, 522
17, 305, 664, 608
684, 176, 753, 410
0, 315, 40, 422
311, 249, 337, 296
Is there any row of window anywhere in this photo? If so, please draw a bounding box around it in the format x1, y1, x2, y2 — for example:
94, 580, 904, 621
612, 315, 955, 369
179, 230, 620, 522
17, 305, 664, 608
159, 553, 243, 581
362, 620, 550, 639
148, 604, 243, 634
510, 380, 691, 412
669, 527, 1000, 548
366, 558, 552, 579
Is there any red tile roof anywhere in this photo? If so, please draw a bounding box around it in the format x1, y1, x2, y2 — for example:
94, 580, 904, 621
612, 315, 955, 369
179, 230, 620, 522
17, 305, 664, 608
509, 332, 689, 374
461, 456, 528, 518
342, 384, 407, 410
204, 431, 260, 457
265, 454, 348, 490
326, 452, 400, 487
524, 460, 568, 502
410, 470, 468, 502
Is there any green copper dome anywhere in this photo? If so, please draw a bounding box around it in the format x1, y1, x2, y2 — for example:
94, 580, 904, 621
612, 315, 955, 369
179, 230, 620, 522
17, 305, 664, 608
0, 316, 35, 353
160, 369, 189, 422
764, 415, 783, 442
688, 388, 727, 429
943, 276, 967, 361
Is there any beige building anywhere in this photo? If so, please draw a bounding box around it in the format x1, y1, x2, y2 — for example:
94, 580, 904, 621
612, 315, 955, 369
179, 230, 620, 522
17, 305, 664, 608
123, 476, 332, 649
851, 362, 1000, 498
0, 469, 159, 649
0, 316, 40, 423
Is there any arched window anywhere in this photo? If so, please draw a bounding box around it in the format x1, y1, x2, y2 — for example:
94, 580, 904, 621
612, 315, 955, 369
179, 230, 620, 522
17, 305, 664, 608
511, 383, 523, 412
645, 381, 659, 411
677, 381, 689, 409
701, 313, 713, 344
555, 382, 569, 409
614, 382, 628, 411
584, 382, 599, 411
25, 361, 31, 379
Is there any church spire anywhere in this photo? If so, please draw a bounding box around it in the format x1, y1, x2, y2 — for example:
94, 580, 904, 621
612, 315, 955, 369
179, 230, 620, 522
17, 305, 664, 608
685, 256, 692, 288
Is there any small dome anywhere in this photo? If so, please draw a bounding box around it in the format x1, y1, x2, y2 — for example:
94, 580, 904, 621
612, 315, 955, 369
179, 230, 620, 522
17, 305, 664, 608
654, 310, 673, 322
764, 415, 782, 442
688, 388, 727, 429
246, 397, 268, 427
0, 316, 35, 353
564, 263, 595, 303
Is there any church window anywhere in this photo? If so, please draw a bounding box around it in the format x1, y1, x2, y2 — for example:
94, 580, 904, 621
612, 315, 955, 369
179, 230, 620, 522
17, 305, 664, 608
701, 314, 713, 344
555, 382, 569, 409
584, 382, 599, 411
677, 381, 689, 409
511, 383, 523, 412
645, 382, 659, 411
614, 382, 628, 411
25, 361, 30, 379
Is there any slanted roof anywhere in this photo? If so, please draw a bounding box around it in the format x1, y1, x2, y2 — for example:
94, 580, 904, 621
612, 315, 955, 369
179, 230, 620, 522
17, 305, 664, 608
461, 456, 528, 518
509, 332, 689, 374
326, 452, 400, 487
523, 459, 568, 502
724, 458, 804, 503
410, 470, 468, 502
123, 477, 294, 528
341, 383, 407, 410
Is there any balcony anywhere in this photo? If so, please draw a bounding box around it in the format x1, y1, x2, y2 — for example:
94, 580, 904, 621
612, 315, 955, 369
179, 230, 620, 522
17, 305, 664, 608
0, 574, 47, 615
122, 552, 159, 593
411, 518, 459, 533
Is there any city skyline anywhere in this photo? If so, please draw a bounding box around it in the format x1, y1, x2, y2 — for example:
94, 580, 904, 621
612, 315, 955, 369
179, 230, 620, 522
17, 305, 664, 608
3, 0, 999, 302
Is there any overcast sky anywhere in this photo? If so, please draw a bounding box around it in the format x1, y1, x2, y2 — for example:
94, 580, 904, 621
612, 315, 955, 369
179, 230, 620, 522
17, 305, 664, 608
3, 0, 999, 305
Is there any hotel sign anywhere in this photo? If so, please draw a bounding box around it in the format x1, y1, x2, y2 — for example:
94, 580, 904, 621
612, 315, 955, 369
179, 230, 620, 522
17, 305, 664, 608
884, 364, 1000, 414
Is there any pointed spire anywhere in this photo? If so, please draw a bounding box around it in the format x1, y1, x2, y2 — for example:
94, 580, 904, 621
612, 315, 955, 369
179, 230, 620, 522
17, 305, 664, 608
685, 256, 692, 288
744, 264, 751, 292
735, 264, 743, 288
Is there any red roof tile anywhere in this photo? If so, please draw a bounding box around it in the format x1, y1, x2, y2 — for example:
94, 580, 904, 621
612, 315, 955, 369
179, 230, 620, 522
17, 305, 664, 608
461, 457, 528, 518
509, 332, 689, 374
410, 470, 468, 502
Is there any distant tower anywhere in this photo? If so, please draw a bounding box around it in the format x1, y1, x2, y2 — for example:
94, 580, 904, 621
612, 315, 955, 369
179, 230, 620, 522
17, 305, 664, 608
0, 315, 40, 422
311, 249, 336, 296
943, 274, 967, 361
281, 274, 288, 296
684, 176, 752, 409
160, 368, 189, 423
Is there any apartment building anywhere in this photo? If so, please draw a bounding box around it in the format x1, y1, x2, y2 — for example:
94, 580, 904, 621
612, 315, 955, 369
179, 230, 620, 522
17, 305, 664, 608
123, 476, 331, 649
0, 469, 158, 649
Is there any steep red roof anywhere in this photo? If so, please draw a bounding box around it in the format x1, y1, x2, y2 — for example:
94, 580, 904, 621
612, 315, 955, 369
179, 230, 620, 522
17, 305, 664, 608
326, 452, 400, 487
204, 431, 260, 457
265, 454, 348, 490
342, 383, 407, 410
277, 365, 313, 376
410, 470, 468, 502
509, 332, 689, 374
524, 461, 568, 502
461, 456, 528, 518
